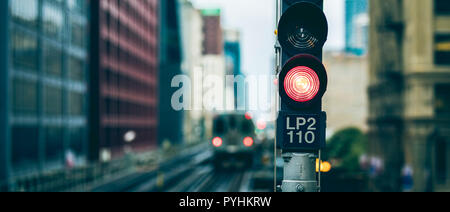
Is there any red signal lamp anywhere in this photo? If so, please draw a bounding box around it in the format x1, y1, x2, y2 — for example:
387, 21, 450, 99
279, 54, 327, 110
257, 120, 267, 130
284, 66, 320, 102
245, 112, 252, 120
212, 137, 223, 147
243, 137, 254, 147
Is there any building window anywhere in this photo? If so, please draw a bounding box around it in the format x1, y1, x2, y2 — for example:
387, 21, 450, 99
68, 91, 84, 116
10, 0, 39, 29
43, 3, 64, 40
70, 19, 86, 48
435, 35, 450, 65
68, 0, 86, 14
12, 78, 38, 116
11, 28, 38, 72
435, 0, 450, 15
69, 127, 85, 157
45, 127, 63, 165
68, 55, 85, 81
51, 0, 65, 6
44, 85, 63, 116
435, 84, 450, 117
44, 43, 63, 77
12, 126, 39, 169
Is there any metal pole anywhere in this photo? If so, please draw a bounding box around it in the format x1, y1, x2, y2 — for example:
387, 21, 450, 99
281, 152, 318, 192
318, 149, 322, 192
274, 0, 281, 192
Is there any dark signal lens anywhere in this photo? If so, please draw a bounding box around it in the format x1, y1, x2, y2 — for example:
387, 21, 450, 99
283, 66, 320, 102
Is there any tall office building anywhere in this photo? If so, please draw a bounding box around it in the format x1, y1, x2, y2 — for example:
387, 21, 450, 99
345, 0, 369, 56
369, 0, 450, 192
90, 0, 159, 160
202, 9, 223, 56
224, 29, 243, 110
200, 9, 226, 138
0, 0, 90, 184
159, 0, 184, 145
224, 29, 241, 77
179, 0, 205, 144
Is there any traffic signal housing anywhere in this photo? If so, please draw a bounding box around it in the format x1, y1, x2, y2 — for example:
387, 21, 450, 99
277, 0, 328, 151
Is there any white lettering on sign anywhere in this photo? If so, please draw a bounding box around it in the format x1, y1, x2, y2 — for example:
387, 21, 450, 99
286, 117, 318, 145
286, 117, 296, 130
305, 131, 315, 144
296, 118, 306, 130
307, 118, 317, 130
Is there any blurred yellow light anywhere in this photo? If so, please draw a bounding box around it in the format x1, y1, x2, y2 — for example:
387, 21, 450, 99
316, 159, 332, 173
436, 42, 450, 51
321, 161, 332, 172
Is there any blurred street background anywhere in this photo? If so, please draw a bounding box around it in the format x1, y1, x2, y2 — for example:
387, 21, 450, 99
0, 0, 449, 192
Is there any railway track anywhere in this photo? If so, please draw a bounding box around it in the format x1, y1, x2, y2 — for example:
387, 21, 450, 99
91, 144, 255, 192
91, 145, 213, 192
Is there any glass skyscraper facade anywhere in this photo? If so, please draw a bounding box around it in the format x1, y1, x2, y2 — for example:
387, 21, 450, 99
159, 0, 184, 145
2, 0, 89, 177
345, 0, 368, 56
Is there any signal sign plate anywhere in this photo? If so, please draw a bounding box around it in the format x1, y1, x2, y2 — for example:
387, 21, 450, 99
277, 112, 326, 151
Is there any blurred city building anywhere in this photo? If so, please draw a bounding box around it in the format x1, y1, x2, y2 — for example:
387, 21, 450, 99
224, 29, 245, 110
345, 0, 369, 56
179, 0, 205, 144
323, 52, 369, 137
224, 29, 241, 77
159, 0, 184, 145
0, 0, 90, 185
200, 9, 226, 139
368, 0, 450, 192
89, 0, 159, 161
202, 9, 223, 56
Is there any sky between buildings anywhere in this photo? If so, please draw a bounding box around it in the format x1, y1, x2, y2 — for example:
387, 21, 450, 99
191, 0, 346, 76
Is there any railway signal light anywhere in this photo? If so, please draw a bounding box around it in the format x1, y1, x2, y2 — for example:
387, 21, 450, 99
243, 137, 254, 147
276, 0, 328, 193
279, 54, 328, 111
277, 1, 328, 151
212, 137, 223, 147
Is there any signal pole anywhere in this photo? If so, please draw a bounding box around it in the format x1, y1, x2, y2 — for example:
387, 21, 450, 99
275, 0, 328, 192
281, 152, 318, 192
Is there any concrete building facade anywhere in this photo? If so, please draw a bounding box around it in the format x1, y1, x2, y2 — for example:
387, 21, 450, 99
368, 0, 450, 192
202, 9, 223, 56
323, 52, 369, 136
179, 0, 205, 144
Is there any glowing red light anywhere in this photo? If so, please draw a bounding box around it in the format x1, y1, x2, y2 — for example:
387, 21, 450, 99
212, 137, 223, 147
243, 137, 254, 147
245, 112, 252, 120
284, 66, 320, 102
257, 120, 267, 130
